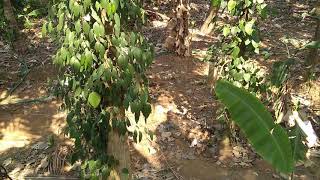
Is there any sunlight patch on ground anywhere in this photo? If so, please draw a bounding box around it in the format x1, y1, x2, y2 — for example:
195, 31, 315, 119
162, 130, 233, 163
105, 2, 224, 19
128, 103, 168, 167
0, 102, 66, 153
129, 93, 182, 168
0, 90, 8, 99
192, 64, 208, 76
296, 80, 320, 108
192, 49, 208, 61
0, 95, 20, 105
0, 131, 32, 152
0, 117, 36, 152
50, 111, 67, 136
151, 20, 168, 28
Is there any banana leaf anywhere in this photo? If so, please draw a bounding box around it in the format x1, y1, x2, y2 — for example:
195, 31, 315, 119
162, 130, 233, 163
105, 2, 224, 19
215, 80, 294, 173
289, 125, 307, 163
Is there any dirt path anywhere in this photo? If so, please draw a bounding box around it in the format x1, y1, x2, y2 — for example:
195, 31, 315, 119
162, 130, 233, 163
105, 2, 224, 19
131, 0, 320, 178
0, 0, 319, 179
0, 53, 317, 179
131, 54, 319, 180
0, 26, 74, 178
0, 49, 318, 179
130, 54, 275, 179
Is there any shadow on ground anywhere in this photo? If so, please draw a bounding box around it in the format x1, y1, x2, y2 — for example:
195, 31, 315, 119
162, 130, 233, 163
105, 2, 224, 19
130, 54, 319, 180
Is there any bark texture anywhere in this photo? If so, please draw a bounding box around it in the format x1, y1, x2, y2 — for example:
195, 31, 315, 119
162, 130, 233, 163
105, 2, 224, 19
306, 3, 320, 66
3, 0, 18, 30
200, 4, 220, 35
3, 0, 27, 54
107, 108, 131, 180
164, 1, 191, 56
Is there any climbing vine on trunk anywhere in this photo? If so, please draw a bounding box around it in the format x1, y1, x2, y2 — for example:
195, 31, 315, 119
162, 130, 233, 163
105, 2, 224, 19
45, 0, 153, 179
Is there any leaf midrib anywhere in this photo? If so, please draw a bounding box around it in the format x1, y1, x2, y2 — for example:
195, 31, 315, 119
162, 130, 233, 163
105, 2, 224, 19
221, 84, 288, 171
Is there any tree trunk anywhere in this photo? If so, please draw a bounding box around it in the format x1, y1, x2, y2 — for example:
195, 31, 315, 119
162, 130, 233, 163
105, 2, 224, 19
3, 0, 18, 30
3, 0, 27, 54
200, 4, 220, 35
107, 108, 131, 180
164, 1, 190, 56
306, 4, 320, 66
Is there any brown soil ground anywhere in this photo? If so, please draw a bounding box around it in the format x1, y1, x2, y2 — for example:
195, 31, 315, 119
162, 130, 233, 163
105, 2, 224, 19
0, 0, 319, 179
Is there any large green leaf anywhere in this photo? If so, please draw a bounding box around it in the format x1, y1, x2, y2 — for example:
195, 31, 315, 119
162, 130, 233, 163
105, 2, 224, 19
227, 0, 236, 11
223, 26, 230, 37
215, 80, 294, 173
289, 125, 307, 163
88, 92, 101, 108
244, 20, 254, 35
304, 41, 320, 49
114, 13, 120, 37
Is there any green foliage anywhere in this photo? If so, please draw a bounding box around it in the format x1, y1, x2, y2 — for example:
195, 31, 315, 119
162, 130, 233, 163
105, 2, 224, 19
215, 80, 294, 173
210, 0, 268, 94
225, 57, 267, 93
18, 0, 48, 17
305, 41, 320, 49
289, 126, 307, 163
208, 0, 309, 175
211, 0, 222, 7
47, 0, 153, 178
222, 0, 267, 50
0, 0, 49, 41
88, 92, 102, 108
81, 159, 111, 178
271, 59, 294, 87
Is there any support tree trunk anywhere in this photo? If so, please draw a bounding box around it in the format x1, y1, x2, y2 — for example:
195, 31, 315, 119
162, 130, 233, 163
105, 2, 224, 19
3, 0, 18, 30
306, 3, 320, 66
3, 0, 27, 54
200, 3, 220, 35
107, 108, 131, 180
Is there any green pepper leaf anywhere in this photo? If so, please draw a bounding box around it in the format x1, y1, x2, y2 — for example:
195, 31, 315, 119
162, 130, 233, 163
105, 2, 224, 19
88, 92, 101, 108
